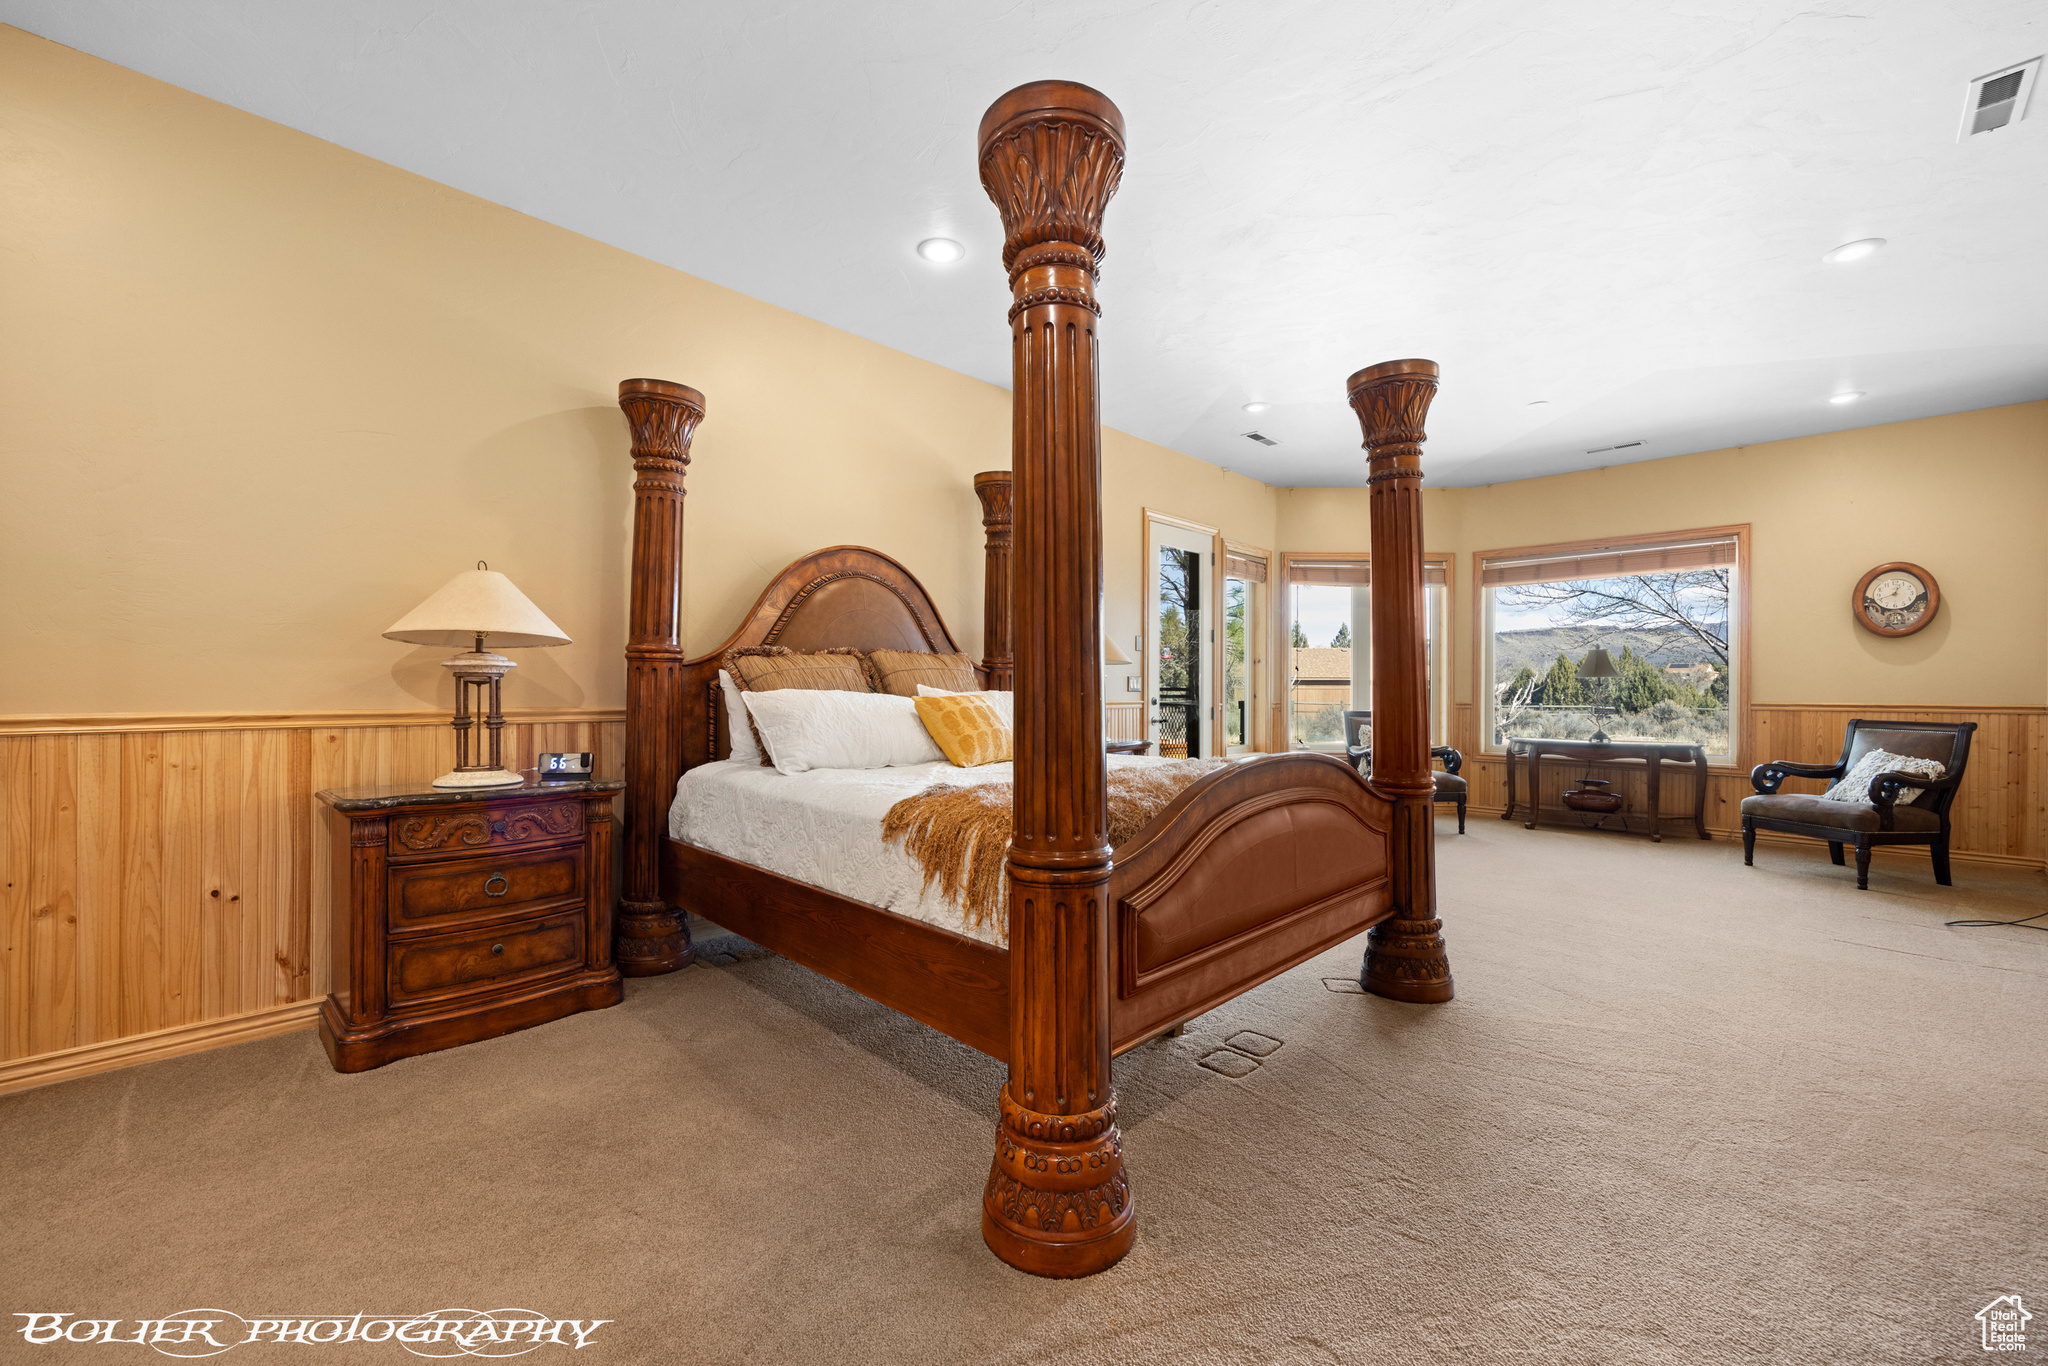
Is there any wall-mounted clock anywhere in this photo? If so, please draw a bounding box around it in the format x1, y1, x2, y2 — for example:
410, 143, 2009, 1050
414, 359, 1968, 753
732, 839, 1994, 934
1853, 562, 1939, 637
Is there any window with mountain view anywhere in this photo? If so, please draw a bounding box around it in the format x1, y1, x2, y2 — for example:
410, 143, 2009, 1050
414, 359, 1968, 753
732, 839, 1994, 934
1481, 531, 1741, 760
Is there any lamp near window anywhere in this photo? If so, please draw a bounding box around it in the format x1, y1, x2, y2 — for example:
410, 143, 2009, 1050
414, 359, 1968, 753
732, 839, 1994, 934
384, 563, 572, 789
1103, 637, 1133, 666
1577, 647, 1619, 744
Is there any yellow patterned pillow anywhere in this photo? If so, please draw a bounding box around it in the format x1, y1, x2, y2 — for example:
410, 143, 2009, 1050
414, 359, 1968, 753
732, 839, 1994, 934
913, 694, 1013, 768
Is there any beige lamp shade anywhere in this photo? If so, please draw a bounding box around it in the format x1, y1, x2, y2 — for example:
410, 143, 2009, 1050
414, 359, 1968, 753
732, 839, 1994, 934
1577, 647, 1619, 680
383, 569, 571, 649
1103, 636, 1134, 666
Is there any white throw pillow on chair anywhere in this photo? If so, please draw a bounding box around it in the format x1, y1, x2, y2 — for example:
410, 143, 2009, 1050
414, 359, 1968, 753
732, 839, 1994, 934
1821, 748, 1945, 806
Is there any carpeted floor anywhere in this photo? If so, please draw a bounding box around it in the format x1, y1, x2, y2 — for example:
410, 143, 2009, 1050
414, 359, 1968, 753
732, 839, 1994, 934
5, 822, 2045, 1365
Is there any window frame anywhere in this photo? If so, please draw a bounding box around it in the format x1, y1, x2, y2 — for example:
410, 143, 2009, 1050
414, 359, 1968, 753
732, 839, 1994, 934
1275, 549, 1453, 754
1220, 538, 1269, 753
1469, 523, 1751, 769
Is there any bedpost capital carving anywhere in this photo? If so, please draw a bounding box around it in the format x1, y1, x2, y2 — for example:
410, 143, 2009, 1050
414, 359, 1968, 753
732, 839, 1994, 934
619, 378, 706, 475
973, 470, 1013, 535
977, 81, 1126, 281
1346, 358, 1438, 483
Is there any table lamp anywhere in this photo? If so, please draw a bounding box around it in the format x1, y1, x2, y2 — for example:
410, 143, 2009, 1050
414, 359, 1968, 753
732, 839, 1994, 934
384, 563, 572, 789
1103, 637, 1133, 666
1577, 646, 1619, 744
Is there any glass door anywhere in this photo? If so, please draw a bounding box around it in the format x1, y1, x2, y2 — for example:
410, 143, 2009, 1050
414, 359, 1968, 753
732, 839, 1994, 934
1223, 573, 1251, 754
1149, 521, 1212, 758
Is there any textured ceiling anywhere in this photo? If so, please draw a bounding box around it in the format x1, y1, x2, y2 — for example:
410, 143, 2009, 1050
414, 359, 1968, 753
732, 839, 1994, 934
6, 1, 2044, 486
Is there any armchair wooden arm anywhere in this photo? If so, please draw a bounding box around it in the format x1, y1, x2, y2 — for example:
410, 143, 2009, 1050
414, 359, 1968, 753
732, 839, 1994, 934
1866, 768, 1962, 830
1750, 759, 1843, 794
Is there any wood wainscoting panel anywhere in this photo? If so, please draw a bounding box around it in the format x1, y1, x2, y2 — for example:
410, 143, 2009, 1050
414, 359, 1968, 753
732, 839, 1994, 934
1460, 703, 2044, 869
0, 710, 623, 1090
1105, 701, 1144, 745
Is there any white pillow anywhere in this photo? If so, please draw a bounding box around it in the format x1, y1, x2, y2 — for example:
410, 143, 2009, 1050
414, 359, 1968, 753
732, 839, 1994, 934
717, 669, 762, 766
1822, 748, 1945, 805
916, 684, 1014, 724
742, 689, 945, 776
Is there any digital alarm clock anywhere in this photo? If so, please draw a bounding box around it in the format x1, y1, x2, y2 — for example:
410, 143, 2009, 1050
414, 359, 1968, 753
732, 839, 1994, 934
536, 752, 594, 782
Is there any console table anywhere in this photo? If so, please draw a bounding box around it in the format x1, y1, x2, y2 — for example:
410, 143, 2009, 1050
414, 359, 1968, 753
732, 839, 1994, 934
1502, 737, 1711, 842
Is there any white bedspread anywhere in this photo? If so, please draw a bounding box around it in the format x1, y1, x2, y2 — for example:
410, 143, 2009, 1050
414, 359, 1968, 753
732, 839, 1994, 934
669, 756, 1172, 946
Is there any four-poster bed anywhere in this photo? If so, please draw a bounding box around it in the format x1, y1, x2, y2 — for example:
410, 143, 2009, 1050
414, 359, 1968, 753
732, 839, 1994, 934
613, 81, 1452, 1279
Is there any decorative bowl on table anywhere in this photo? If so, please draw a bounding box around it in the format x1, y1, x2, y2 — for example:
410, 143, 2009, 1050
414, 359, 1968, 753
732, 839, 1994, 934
1561, 779, 1624, 814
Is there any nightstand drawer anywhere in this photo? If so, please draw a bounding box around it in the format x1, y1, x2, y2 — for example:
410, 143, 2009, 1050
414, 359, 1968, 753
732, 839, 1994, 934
387, 845, 585, 936
388, 914, 585, 1009
388, 799, 584, 858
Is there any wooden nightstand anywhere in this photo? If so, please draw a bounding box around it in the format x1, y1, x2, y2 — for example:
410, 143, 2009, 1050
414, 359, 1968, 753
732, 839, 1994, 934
317, 777, 627, 1072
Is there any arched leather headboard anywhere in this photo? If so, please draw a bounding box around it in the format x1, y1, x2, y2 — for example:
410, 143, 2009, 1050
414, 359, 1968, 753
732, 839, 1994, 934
677, 546, 979, 767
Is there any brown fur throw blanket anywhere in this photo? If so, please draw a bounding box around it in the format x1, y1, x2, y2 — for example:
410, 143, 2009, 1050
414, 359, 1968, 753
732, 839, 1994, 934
881, 760, 1228, 938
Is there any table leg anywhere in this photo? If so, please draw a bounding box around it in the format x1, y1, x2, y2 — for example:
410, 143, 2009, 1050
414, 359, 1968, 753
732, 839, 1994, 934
1692, 748, 1710, 839
1647, 752, 1663, 842
1502, 743, 1518, 820
1524, 747, 1540, 830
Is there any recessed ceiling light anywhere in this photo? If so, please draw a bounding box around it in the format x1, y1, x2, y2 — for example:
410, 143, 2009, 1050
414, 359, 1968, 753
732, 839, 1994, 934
917, 238, 964, 263
1822, 238, 1886, 264
1241, 401, 1270, 414
1829, 391, 1866, 405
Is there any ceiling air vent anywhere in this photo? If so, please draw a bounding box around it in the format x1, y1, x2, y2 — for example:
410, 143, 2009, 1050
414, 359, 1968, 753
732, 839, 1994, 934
1585, 440, 1646, 456
1241, 431, 1279, 446
1961, 59, 2039, 138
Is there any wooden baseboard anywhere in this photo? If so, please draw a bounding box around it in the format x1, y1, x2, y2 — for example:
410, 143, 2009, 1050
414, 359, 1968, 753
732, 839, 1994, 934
1462, 804, 2047, 872
0, 1001, 323, 1096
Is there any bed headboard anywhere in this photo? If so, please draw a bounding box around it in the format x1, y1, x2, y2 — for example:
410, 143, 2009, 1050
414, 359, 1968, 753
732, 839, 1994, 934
618, 374, 1012, 975
675, 545, 984, 769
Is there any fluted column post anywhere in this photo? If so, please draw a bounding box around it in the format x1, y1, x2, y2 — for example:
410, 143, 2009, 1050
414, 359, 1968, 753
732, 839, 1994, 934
977, 81, 1135, 1278
616, 378, 705, 977
1350, 360, 1454, 1003
973, 471, 1016, 690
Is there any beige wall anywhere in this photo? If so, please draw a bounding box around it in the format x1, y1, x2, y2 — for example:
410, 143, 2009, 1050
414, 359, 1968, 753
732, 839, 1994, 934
0, 27, 1274, 719
1277, 401, 2048, 711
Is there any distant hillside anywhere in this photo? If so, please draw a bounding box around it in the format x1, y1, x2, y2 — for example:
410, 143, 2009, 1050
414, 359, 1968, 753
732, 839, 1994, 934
1492, 624, 1726, 681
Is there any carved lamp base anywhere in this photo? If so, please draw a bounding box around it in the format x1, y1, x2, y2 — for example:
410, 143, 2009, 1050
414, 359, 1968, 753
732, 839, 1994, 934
982, 1085, 1136, 1278
615, 900, 694, 977
1361, 916, 1455, 1003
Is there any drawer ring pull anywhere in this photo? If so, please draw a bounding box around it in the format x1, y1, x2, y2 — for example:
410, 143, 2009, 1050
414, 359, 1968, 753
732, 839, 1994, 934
484, 874, 509, 898
491, 943, 505, 955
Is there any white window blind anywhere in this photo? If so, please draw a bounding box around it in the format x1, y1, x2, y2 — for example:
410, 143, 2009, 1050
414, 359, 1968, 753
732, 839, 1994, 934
1479, 536, 1735, 588
1287, 559, 1447, 586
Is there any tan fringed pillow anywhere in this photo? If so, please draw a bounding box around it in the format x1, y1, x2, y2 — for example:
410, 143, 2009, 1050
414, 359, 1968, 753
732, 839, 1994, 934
914, 693, 1013, 768
722, 646, 878, 764
866, 649, 979, 697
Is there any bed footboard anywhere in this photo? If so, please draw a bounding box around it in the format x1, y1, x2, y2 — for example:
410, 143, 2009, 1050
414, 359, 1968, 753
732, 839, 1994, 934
1107, 754, 1395, 1052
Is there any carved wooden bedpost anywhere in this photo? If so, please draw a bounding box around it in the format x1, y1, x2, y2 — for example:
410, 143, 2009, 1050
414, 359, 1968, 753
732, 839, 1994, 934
978, 81, 1134, 1277
973, 471, 1015, 690
617, 378, 706, 977
1350, 360, 1454, 1003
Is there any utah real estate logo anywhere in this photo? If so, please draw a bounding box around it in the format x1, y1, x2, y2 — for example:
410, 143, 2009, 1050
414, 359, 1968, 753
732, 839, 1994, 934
1977, 1295, 2031, 1353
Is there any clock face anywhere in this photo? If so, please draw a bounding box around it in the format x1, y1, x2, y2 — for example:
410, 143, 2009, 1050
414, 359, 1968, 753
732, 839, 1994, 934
1855, 564, 1937, 636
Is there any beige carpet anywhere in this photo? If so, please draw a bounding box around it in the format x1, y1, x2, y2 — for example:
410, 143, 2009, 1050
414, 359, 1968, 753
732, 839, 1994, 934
5, 822, 2045, 1365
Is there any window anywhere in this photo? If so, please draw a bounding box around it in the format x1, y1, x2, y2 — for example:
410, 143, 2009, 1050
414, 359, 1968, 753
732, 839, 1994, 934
1283, 554, 1449, 752
1478, 527, 1745, 761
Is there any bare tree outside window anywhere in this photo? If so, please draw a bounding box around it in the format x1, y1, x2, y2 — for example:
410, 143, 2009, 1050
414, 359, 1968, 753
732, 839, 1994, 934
1491, 569, 1731, 752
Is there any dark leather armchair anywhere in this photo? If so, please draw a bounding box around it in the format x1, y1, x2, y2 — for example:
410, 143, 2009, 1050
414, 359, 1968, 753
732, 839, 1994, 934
1741, 719, 1975, 889
1342, 709, 1466, 833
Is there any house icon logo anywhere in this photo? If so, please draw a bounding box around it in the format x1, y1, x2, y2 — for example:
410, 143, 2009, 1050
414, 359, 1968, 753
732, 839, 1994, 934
1976, 1295, 2031, 1352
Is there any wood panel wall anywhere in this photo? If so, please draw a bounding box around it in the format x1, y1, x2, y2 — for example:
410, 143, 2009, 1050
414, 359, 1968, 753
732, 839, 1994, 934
1451, 702, 2044, 868
1105, 701, 1144, 744
0, 711, 624, 1092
